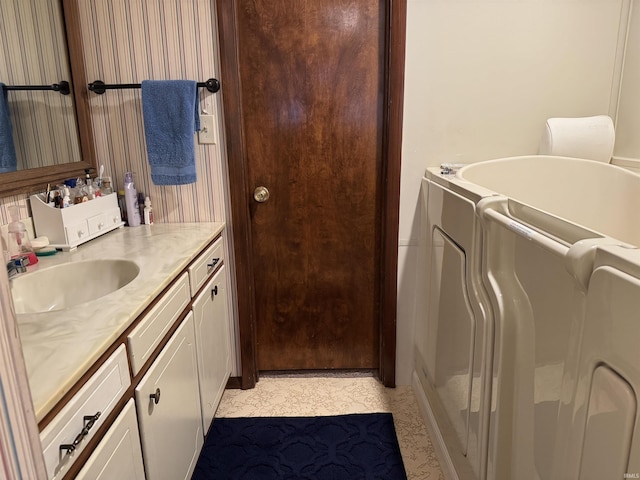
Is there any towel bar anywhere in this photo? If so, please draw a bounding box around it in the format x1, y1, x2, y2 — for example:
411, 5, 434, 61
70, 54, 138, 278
2, 81, 70, 95
88, 78, 220, 95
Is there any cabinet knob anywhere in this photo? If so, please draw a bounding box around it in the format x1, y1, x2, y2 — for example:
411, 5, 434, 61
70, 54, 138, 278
211, 285, 218, 298
150, 388, 161, 405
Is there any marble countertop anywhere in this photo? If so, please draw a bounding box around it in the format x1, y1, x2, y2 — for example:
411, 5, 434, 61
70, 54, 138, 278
16, 222, 224, 423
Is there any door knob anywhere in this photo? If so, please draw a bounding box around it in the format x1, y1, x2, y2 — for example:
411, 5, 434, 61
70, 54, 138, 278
253, 186, 270, 203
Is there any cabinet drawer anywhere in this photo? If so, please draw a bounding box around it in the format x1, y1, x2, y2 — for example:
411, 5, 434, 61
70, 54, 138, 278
75, 399, 145, 480
188, 236, 224, 297
106, 207, 123, 227
65, 220, 89, 244
39, 345, 130, 480
128, 272, 190, 376
87, 213, 108, 235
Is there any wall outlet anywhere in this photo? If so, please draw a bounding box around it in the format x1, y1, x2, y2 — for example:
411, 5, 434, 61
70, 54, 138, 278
198, 114, 217, 145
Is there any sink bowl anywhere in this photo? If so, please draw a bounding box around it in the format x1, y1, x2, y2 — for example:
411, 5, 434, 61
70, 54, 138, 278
11, 259, 140, 314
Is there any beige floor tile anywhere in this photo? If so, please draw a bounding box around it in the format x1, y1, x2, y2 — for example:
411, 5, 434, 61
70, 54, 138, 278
216, 375, 444, 480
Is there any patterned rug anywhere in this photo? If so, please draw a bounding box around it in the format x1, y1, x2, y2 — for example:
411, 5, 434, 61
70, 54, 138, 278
191, 413, 408, 480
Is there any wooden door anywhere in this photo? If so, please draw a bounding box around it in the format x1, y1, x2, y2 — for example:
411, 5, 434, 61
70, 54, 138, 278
236, 0, 384, 371
217, 0, 406, 384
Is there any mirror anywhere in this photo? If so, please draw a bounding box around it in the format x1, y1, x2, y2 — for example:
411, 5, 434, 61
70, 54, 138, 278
0, 0, 95, 196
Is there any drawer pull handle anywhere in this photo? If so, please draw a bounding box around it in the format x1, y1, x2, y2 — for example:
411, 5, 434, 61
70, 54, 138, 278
207, 258, 220, 271
59, 411, 101, 456
211, 285, 218, 298
150, 388, 161, 405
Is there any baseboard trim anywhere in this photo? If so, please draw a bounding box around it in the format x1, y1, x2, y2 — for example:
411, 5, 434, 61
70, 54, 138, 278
412, 371, 459, 480
225, 376, 242, 389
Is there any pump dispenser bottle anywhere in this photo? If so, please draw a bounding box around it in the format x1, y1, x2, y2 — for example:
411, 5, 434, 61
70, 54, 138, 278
124, 172, 141, 227
7, 206, 37, 265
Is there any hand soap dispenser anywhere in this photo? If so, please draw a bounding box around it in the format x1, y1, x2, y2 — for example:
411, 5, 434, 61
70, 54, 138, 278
7, 205, 37, 265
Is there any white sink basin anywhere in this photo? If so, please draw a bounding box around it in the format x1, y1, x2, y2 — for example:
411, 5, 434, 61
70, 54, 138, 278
11, 259, 140, 314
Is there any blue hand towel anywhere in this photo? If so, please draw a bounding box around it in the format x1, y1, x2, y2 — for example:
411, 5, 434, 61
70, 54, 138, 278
0, 83, 17, 173
141, 80, 200, 185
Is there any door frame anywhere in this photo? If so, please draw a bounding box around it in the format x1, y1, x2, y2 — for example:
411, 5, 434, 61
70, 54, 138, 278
216, 0, 406, 388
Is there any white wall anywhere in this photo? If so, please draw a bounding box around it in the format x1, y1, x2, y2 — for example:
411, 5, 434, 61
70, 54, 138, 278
615, 2, 640, 160
397, 0, 629, 385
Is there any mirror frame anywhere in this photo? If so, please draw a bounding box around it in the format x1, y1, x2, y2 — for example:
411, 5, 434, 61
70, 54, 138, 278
0, 0, 96, 197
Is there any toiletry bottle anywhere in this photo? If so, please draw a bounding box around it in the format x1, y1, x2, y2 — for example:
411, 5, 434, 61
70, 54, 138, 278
7, 206, 37, 265
143, 197, 154, 225
117, 189, 128, 224
138, 192, 145, 221
102, 177, 113, 195
124, 172, 141, 227
74, 177, 85, 204
83, 171, 95, 200
92, 179, 102, 197
62, 187, 71, 208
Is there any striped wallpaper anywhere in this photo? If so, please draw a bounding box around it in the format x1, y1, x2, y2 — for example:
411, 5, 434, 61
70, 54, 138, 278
0, 0, 227, 226
0, 0, 81, 172
76, 0, 226, 223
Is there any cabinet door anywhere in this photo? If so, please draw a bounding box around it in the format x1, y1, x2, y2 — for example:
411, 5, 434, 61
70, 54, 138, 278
135, 312, 203, 480
193, 265, 231, 433
75, 399, 145, 480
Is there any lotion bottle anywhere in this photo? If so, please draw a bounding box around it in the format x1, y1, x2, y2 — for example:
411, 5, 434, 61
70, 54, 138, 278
124, 172, 141, 227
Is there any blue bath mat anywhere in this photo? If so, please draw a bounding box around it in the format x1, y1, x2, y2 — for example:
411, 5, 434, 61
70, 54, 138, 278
191, 413, 408, 480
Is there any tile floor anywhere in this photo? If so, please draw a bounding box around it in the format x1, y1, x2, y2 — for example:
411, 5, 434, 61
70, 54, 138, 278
215, 373, 445, 479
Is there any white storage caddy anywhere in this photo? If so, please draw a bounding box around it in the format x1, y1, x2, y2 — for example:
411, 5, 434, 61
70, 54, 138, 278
30, 193, 124, 251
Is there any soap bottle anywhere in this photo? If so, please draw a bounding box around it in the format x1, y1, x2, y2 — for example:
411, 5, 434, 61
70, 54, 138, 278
7, 206, 37, 265
143, 197, 154, 225
124, 172, 141, 227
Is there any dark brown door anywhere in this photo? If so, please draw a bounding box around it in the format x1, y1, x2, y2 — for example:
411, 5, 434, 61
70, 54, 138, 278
235, 0, 385, 371
219, 0, 407, 382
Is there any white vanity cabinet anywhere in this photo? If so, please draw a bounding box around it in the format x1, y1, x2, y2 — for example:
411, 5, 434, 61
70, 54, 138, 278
135, 312, 203, 480
192, 265, 231, 433
75, 399, 145, 480
32, 226, 232, 480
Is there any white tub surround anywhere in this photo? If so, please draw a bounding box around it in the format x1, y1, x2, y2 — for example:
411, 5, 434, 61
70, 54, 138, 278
416, 155, 640, 480
15, 223, 224, 422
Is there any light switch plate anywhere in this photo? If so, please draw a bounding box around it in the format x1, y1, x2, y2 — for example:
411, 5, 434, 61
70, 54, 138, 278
198, 115, 217, 144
